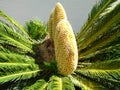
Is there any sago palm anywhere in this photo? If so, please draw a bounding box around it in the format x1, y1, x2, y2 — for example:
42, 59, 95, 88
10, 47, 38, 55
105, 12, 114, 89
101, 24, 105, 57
0, 0, 120, 90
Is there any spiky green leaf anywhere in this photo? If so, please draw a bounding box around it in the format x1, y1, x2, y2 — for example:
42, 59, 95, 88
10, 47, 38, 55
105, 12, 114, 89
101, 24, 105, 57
76, 59, 120, 89
78, 1, 120, 51
0, 10, 28, 36
0, 21, 33, 53
47, 76, 75, 90
70, 75, 107, 90
25, 79, 48, 90
0, 64, 40, 84
25, 19, 47, 41
77, 0, 117, 42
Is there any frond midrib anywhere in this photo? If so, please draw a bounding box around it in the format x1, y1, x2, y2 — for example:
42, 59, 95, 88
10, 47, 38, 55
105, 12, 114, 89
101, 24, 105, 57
79, 8, 120, 52
0, 70, 40, 80
0, 33, 33, 53
79, 44, 120, 60
0, 63, 31, 66
0, 10, 28, 36
77, 0, 115, 39
59, 77, 62, 90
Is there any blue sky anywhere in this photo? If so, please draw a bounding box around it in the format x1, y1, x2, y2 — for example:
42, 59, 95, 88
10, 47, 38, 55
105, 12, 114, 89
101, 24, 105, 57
0, 0, 98, 33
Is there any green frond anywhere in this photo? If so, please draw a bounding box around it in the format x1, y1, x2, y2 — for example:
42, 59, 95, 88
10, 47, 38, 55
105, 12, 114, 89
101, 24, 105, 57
77, 0, 117, 42
47, 76, 62, 90
0, 51, 40, 84
76, 59, 120, 89
23, 76, 75, 90
78, 1, 120, 50
80, 22, 120, 55
25, 19, 48, 41
79, 44, 120, 62
62, 76, 75, 90
81, 58, 120, 70
0, 10, 28, 36
47, 75, 75, 90
0, 21, 33, 53
0, 63, 40, 84
76, 70, 120, 89
0, 51, 35, 64
69, 75, 107, 90
24, 79, 48, 90
78, 26, 120, 60
78, 1, 120, 59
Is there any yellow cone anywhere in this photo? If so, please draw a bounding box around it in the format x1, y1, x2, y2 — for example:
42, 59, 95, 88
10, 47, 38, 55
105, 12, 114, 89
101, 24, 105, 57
48, 2, 78, 75
54, 19, 78, 75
